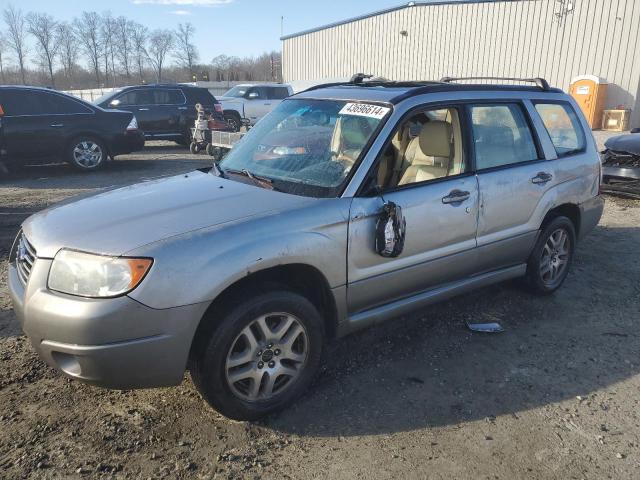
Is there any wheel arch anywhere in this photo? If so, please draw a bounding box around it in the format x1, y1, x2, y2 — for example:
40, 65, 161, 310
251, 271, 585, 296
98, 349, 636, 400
188, 263, 339, 365
541, 203, 581, 236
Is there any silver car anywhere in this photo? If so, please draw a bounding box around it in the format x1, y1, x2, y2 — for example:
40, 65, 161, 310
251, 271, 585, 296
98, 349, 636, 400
8, 77, 604, 420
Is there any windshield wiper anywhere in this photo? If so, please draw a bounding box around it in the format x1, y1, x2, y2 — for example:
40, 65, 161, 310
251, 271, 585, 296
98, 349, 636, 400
224, 168, 276, 190
211, 162, 225, 178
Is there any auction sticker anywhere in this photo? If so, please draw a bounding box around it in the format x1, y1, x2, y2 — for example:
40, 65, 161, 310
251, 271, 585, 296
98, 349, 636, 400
339, 103, 390, 119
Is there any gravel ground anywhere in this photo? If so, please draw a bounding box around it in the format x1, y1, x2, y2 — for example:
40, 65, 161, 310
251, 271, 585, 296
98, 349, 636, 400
1, 141, 639, 479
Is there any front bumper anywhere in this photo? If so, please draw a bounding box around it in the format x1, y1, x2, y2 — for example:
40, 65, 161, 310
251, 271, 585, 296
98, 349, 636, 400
8, 256, 208, 389
110, 130, 146, 156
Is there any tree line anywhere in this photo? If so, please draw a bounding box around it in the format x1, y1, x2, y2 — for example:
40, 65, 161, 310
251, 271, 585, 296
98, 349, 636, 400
0, 6, 282, 90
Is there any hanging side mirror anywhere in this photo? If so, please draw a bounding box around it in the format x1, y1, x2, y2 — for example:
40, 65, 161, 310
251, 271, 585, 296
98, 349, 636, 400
375, 201, 406, 258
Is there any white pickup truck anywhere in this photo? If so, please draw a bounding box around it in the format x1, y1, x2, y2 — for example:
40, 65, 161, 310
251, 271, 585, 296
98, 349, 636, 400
217, 83, 294, 131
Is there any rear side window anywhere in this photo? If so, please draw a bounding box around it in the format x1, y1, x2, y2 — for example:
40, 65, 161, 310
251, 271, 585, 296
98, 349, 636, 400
269, 87, 290, 99
39, 92, 93, 114
471, 104, 539, 170
185, 88, 216, 105
153, 89, 185, 105
535, 103, 586, 156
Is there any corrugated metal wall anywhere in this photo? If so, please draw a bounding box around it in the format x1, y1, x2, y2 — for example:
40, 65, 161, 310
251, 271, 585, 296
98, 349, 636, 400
282, 0, 640, 127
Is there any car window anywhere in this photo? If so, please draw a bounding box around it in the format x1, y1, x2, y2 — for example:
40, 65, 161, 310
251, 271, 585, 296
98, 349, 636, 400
374, 107, 466, 190
0, 89, 91, 115
270, 87, 290, 100
219, 98, 390, 197
116, 89, 152, 106
153, 89, 185, 105
471, 104, 539, 169
535, 103, 586, 156
247, 87, 263, 99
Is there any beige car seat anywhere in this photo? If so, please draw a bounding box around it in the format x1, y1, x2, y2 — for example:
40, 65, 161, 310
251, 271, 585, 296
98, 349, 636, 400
398, 120, 452, 185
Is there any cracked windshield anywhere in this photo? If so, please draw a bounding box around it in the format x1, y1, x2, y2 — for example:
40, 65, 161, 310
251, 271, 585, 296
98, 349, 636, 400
219, 99, 390, 197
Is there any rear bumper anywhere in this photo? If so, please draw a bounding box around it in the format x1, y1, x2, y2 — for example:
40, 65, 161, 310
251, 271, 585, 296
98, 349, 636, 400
578, 195, 604, 241
110, 130, 145, 156
8, 257, 208, 389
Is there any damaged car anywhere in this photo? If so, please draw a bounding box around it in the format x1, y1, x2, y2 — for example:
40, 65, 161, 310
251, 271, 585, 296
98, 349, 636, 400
601, 128, 640, 199
8, 76, 604, 420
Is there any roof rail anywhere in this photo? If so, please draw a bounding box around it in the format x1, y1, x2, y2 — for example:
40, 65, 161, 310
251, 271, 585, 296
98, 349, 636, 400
440, 76, 551, 91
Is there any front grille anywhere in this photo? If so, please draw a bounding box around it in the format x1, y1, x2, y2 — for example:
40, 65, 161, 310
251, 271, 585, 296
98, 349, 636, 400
12, 233, 37, 285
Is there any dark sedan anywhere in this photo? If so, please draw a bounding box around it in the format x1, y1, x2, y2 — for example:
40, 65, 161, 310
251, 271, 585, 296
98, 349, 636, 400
0, 86, 144, 171
95, 84, 223, 145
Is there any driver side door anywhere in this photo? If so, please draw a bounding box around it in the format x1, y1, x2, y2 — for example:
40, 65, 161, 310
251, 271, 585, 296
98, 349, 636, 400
347, 105, 479, 315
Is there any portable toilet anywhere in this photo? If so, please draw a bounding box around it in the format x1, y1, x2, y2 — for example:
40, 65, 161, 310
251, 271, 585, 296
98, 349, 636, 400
569, 75, 608, 129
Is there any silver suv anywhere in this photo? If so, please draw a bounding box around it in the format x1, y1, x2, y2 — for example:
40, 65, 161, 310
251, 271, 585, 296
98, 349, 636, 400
8, 77, 604, 420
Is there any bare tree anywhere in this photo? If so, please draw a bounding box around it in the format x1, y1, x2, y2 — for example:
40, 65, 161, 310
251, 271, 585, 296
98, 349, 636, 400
100, 12, 117, 86
0, 33, 6, 83
114, 16, 133, 79
56, 22, 78, 82
174, 22, 198, 75
74, 12, 101, 84
3, 5, 28, 84
147, 29, 173, 82
131, 22, 148, 83
26, 12, 59, 87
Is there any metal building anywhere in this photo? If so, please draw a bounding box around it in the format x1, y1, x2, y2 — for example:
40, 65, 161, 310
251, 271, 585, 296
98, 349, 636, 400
282, 0, 640, 127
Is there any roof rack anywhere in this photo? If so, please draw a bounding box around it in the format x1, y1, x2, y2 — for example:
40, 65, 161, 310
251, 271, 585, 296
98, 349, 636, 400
439, 76, 551, 91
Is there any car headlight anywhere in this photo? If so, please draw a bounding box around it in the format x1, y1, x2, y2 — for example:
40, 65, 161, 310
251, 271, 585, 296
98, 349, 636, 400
48, 249, 153, 298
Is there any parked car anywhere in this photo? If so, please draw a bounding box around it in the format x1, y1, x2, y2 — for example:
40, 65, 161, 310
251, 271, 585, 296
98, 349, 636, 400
0, 86, 144, 171
600, 128, 640, 199
9, 76, 604, 420
95, 84, 223, 145
217, 83, 293, 131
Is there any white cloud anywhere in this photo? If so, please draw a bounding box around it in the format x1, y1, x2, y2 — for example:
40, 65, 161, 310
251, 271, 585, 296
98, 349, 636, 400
133, 0, 233, 5
170, 9, 192, 15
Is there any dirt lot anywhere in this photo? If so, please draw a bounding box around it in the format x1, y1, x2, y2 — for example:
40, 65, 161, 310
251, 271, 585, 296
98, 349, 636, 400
1, 142, 639, 479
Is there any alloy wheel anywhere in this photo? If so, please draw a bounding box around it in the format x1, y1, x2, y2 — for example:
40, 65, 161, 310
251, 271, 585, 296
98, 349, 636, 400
539, 228, 570, 285
73, 140, 103, 168
225, 312, 308, 401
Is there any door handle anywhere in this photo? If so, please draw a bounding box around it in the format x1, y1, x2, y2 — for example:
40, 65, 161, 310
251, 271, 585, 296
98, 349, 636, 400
442, 189, 471, 204
49, 123, 64, 128
264, 103, 271, 105
138, 108, 150, 111
178, 106, 188, 110
531, 172, 553, 184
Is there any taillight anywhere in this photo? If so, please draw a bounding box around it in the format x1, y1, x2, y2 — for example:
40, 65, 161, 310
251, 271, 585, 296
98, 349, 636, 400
126, 116, 138, 132
214, 103, 223, 113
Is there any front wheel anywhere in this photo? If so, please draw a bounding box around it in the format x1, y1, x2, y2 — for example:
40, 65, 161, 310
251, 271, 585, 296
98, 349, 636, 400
68, 137, 107, 171
191, 290, 324, 420
525, 216, 576, 294
189, 142, 199, 154
224, 112, 241, 132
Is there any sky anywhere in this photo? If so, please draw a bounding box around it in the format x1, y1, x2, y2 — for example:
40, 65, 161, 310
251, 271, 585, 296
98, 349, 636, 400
0, 0, 406, 61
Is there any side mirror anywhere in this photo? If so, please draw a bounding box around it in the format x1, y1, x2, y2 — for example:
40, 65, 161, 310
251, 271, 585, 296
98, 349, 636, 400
247, 92, 259, 99
109, 99, 121, 107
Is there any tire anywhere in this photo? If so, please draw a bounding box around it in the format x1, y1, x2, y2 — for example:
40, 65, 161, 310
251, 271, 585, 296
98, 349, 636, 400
224, 112, 241, 132
68, 137, 107, 171
525, 215, 576, 294
191, 290, 324, 421
205, 143, 215, 156
190, 142, 199, 154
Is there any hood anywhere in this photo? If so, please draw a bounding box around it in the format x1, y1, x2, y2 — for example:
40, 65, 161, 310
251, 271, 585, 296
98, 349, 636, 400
23, 170, 315, 258
604, 132, 640, 156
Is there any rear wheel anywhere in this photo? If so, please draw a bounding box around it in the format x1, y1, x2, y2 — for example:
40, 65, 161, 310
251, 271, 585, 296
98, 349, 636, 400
190, 142, 199, 154
68, 137, 106, 171
191, 290, 324, 421
525, 216, 576, 294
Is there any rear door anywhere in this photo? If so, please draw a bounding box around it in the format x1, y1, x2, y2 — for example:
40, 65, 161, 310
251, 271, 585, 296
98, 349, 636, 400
151, 88, 186, 135
471, 102, 556, 271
